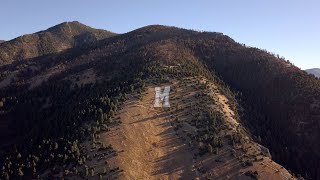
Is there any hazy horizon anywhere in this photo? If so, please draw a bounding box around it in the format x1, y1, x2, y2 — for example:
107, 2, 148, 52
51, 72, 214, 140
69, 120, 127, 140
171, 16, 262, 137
1, 0, 319, 69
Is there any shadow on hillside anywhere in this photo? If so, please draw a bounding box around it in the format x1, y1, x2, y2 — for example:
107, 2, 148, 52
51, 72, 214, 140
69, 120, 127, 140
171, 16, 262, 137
142, 108, 195, 179
145, 90, 244, 179
130, 112, 168, 124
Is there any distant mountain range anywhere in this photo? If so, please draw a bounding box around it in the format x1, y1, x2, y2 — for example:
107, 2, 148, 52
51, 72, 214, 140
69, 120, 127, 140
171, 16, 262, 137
0, 21, 115, 65
0, 40, 5, 43
305, 68, 320, 77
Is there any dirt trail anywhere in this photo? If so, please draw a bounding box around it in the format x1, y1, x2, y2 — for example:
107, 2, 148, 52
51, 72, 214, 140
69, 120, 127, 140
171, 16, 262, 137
203, 79, 239, 129
101, 86, 198, 180
216, 93, 239, 127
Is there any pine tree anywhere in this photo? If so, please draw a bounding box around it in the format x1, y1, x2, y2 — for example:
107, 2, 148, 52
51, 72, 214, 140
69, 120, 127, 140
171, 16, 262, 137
208, 144, 213, 153
17, 167, 24, 177
90, 168, 94, 176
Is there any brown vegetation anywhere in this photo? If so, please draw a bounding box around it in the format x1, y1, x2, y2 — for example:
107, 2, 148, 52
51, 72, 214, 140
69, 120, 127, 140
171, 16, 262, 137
0, 23, 318, 179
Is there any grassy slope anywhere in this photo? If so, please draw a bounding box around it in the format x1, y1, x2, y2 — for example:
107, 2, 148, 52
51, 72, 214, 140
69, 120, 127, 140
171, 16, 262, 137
0, 24, 318, 179
0, 21, 116, 65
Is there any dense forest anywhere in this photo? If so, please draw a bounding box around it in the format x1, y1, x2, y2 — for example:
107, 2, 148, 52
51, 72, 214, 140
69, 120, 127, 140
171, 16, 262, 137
0, 23, 319, 179
186, 37, 320, 179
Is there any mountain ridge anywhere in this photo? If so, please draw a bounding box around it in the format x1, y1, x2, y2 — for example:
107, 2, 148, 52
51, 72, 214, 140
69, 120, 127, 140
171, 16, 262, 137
0, 22, 318, 179
306, 68, 320, 77
0, 21, 116, 66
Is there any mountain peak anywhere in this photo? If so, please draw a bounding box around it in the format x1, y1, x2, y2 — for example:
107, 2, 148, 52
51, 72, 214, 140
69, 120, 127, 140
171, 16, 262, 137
305, 68, 320, 77
0, 23, 319, 180
132, 24, 182, 34
47, 21, 89, 31
0, 22, 116, 65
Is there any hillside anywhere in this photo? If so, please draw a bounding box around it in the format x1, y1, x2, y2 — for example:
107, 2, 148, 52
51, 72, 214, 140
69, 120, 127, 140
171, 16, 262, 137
306, 68, 320, 78
0, 21, 116, 65
0, 23, 318, 179
96, 77, 294, 180
0, 40, 4, 44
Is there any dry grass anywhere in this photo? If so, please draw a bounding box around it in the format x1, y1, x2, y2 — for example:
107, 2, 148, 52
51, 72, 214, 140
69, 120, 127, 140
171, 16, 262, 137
90, 76, 296, 180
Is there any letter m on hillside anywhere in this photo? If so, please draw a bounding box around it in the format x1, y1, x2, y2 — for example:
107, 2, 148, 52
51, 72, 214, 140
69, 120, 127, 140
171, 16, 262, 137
154, 86, 170, 107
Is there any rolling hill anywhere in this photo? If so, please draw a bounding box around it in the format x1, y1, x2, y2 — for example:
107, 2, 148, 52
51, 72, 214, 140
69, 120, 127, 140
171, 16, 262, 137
306, 68, 320, 78
0, 23, 318, 179
0, 21, 116, 66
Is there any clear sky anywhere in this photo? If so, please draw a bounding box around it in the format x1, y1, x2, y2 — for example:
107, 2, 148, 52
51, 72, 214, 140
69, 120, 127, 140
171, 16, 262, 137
0, 0, 319, 69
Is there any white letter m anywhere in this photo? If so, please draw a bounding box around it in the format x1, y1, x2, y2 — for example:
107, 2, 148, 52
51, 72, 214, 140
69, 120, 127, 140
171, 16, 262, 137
154, 86, 170, 107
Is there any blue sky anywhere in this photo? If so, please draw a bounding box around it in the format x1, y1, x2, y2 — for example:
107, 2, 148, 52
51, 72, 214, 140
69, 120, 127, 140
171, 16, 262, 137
0, 0, 319, 69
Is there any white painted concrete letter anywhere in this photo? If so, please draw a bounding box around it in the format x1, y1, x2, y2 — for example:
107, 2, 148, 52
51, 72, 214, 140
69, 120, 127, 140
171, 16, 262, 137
154, 86, 170, 107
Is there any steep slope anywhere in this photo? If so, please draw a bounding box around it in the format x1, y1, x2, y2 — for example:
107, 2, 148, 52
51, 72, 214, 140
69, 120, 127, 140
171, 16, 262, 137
306, 68, 320, 78
186, 37, 320, 179
0, 21, 116, 65
95, 78, 294, 180
0, 24, 317, 179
